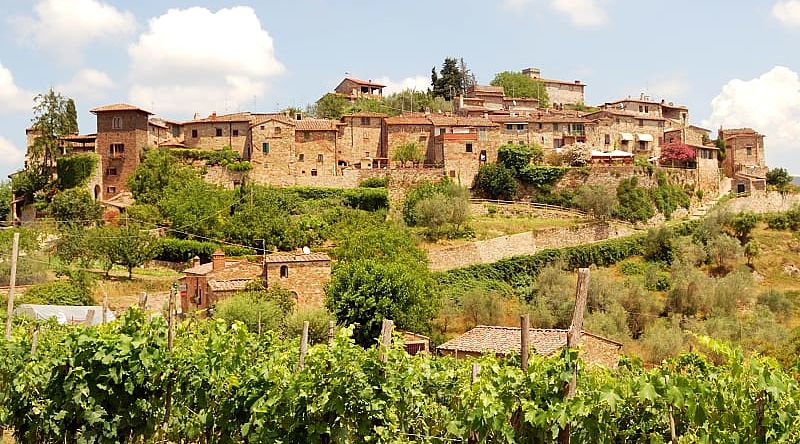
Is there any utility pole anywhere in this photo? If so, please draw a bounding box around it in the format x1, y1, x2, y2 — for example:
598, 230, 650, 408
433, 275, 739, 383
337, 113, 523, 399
4, 233, 20, 339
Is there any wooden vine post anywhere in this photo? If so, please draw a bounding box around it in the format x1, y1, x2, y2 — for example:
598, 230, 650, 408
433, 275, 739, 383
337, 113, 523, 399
298, 320, 309, 370
379, 319, 394, 363
163, 282, 177, 431
4, 232, 20, 340
138, 292, 148, 310
558, 267, 590, 444
520, 314, 530, 371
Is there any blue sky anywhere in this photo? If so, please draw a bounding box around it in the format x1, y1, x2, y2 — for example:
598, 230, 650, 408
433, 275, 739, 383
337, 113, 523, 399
1, 0, 800, 178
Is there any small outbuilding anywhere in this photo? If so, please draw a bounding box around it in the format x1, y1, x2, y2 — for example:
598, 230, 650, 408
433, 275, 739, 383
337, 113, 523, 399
437, 325, 623, 368
13, 304, 116, 326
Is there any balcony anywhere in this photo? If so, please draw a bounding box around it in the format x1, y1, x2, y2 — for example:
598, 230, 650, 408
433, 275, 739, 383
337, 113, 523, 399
563, 130, 585, 137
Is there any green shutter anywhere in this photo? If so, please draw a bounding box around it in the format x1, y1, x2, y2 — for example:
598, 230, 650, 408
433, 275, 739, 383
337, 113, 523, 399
262, 142, 269, 154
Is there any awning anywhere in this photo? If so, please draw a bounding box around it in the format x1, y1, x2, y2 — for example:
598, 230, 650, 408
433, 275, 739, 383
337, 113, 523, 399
637, 133, 654, 142
620, 132, 634, 141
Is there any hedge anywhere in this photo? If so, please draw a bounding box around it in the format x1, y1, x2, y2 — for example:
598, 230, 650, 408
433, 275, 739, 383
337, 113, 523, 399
156, 238, 219, 263
288, 187, 388, 211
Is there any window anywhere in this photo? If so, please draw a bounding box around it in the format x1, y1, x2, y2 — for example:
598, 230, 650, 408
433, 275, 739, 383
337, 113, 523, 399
517, 124, 525, 131
106, 186, 116, 194
746, 145, 753, 156
262, 142, 270, 154
519, 140, 525, 145
479, 150, 487, 162
106, 167, 117, 176
298, 153, 304, 162
438, 128, 446, 135
507, 140, 513, 145
465, 143, 473, 153
311, 169, 318, 176
506, 124, 514, 131
215, 128, 223, 137
112, 117, 122, 129
232, 129, 239, 136
638, 105, 643, 113
361, 117, 370, 125
418, 135, 427, 142
553, 139, 564, 149
553, 123, 559, 132
644, 105, 649, 113
638, 119, 644, 127
638, 141, 648, 151
260, 125, 265, 130
279, 265, 289, 278
191, 129, 198, 138
274, 126, 281, 135
110, 144, 125, 156
317, 154, 324, 162
538, 123, 543, 130
449, 170, 456, 177
478, 128, 487, 142
604, 134, 611, 145
303, 131, 310, 140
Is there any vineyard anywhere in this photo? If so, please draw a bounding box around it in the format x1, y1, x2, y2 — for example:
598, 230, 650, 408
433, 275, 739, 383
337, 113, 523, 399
1, 310, 799, 443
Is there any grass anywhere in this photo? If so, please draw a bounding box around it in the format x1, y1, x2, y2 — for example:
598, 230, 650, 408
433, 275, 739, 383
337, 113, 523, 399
748, 226, 800, 292
469, 214, 582, 241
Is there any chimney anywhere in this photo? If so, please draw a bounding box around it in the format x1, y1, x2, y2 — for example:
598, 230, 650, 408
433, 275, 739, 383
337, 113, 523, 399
210, 112, 217, 121
192, 256, 200, 268
193, 112, 200, 120
212, 249, 225, 272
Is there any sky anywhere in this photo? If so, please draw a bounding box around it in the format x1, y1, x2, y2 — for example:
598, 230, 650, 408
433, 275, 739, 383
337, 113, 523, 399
1, 0, 800, 178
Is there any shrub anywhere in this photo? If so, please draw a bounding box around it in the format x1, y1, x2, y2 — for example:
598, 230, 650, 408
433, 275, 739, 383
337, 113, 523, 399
392, 142, 425, 166
575, 185, 618, 221
516, 165, 568, 191
48, 188, 103, 227
766, 213, 791, 230
619, 259, 647, 276
650, 172, 690, 219
215, 295, 284, 333
472, 163, 517, 200
729, 212, 760, 243
225, 161, 252, 172
359, 176, 389, 188
282, 307, 336, 344
156, 238, 219, 263
643, 226, 675, 263
497, 144, 534, 174
22, 279, 94, 306
640, 317, 685, 363
342, 188, 389, 211
460, 290, 506, 328
757, 289, 793, 319
613, 177, 655, 223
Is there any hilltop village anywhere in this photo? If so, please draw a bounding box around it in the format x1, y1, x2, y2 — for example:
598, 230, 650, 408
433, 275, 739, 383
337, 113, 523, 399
9, 66, 767, 221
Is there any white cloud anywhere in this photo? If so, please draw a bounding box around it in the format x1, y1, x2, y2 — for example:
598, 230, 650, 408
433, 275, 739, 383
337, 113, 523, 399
502, 0, 608, 27
550, 0, 608, 27
0, 137, 25, 170
128, 6, 284, 116
14, 0, 136, 62
773, 1, 800, 26
374, 75, 432, 95
0, 62, 34, 114
56, 68, 115, 101
704, 66, 800, 173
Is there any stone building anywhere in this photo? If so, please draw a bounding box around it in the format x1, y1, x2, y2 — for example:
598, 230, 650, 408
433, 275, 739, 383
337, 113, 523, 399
249, 115, 297, 186
91, 104, 153, 199
182, 113, 251, 157
521, 67, 585, 106
488, 110, 596, 154
334, 77, 385, 100
294, 118, 341, 181
338, 112, 385, 168
428, 115, 499, 183
383, 115, 435, 167
264, 252, 332, 307
719, 128, 767, 193
180, 250, 265, 313
583, 109, 665, 156
437, 325, 622, 368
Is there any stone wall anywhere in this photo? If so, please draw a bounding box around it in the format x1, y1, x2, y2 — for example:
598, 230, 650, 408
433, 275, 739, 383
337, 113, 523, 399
203, 165, 246, 189
183, 121, 250, 156
96, 110, 149, 198
265, 261, 331, 308
426, 223, 637, 271
552, 165, 702, 193
250, 120, 296, 186
545, 82, 585, 106
361, 167, 446, 208
295, 130, 338, 178
339, 115, 382, 164
724, 191, 800, 214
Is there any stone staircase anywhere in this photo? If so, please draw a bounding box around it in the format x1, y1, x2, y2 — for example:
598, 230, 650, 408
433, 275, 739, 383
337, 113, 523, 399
691, 178, 731, 219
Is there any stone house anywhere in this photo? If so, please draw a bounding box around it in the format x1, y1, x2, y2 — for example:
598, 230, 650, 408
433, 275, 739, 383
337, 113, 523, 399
91, 104, 153, 199
249, 115, 297, 186
719, 128, 767, 193
182, 113, 251, 157
338, 112, 385, 168
383, 115, 435, 167
437, 325, 622, 368
583, 109, 665, 155
489, 111, 596, 155
180, 250, 265, 313
428, 116, 499, 183
294, 119, 341, 181
264, 252, 332, 307
521, 67, 585, 106
334, 77, 385, 100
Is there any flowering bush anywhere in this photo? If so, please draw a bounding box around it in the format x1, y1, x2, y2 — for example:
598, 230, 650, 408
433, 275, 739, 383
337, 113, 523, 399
660, 142, 696, 163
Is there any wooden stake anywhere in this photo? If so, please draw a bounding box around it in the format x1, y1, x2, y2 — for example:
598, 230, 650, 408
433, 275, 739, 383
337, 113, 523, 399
558, 267, 590, 444
379, 319, 394, 363
327, 320, 335, 347
85, 309, 95, 326
138, 292, 148, 310
30, 326, 40, 358
669, 405, 677, 443
471, 363, 481, 383
299, 320, 309, 370
257, 311, 262, 336
4, 232, 20, 339
163, 284, 176, 431
520, 314, 530, 371
101, 290, 108, 324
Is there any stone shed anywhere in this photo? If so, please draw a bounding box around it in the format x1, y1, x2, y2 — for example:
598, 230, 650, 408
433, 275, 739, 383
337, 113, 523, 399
437, 325, 622, 368
264, 251, 332, 307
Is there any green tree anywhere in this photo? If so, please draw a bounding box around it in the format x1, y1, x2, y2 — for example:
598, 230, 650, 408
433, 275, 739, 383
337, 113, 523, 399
613, 177, 655, 223
282, 306, 337, 344
333, 221, 427, 267
766, 168, 792, 194
729, 211, 759, 243
48, 188, 103, 227
432, 58, 463, 100
128, 148, 198, 206
0, 180, 10, 222
325, 259, 440, 346
497, 143, 534, 174
472, 163, 517, 200
29, 89, 78, 168
413, 189, 470, 239
706, 234, 743, 275
575, 185, 619, 221
490, 71, 549, 107
744, 240, 760, 267
391, 142, 425, 167
95, 222, 160, 278
312, 93, 350, 119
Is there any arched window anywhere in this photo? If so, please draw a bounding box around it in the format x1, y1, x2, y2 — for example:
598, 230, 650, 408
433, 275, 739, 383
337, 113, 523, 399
280, 265, 289, 278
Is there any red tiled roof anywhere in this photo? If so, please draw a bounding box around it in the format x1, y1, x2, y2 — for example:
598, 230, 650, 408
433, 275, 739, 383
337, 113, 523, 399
250, 114, 296, 127
295, 119, 341, 131
61, 133, 97, 142
183, 260, 242, 275
91, 103, 153, 115
264, 252, 331, 263
185, 114, 252, 124
343, 77, 386, 88
428, 116, 497, 127
468, 85, 504, 95
437, 325, 622, 356
540, 77, 586, 87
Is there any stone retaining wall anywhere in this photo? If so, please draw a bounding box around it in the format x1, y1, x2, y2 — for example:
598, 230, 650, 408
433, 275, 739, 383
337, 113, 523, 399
724, 191, 800, 214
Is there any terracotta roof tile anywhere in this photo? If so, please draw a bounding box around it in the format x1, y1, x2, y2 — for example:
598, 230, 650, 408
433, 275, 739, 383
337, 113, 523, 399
91, 103, 153, 115
342, 111, 389, 118
251, 114, 296, 127
384, 115, 432, 125
295, 119, 341, 131
437, 325, 622, 356
428, 116, 497, 127
264, 252, 331, 263
343, 77, 386, 88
